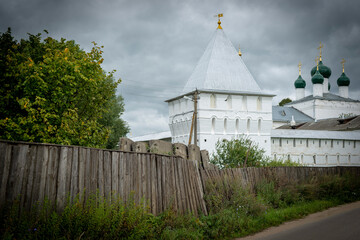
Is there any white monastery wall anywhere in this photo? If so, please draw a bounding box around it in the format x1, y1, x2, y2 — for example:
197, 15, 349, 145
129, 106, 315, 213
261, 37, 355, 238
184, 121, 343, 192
272, 133, 360, 166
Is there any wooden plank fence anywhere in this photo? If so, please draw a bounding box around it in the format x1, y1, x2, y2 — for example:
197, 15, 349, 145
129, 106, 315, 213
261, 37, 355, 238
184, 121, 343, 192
199, 166, 360, 194
1, 140, 360, 216
0, 140, 207, 215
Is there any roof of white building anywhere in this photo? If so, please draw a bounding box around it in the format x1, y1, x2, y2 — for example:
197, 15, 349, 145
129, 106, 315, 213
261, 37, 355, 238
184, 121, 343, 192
272, 129, 360, 140
287, 93, 360, 105
182, 28, 262, 94
273, 106, 314, 123
277, 115, 360, 131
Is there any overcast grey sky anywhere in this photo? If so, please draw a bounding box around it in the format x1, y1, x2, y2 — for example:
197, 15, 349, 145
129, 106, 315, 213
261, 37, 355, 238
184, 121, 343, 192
1, 0, 359, 137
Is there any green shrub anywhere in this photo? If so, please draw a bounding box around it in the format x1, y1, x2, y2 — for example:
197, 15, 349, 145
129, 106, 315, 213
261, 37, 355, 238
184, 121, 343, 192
210, 136, 267, 168
210, 136, 302, 168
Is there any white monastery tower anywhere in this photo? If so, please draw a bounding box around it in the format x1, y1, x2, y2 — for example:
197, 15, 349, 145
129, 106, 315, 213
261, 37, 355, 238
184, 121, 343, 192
166, 16, 274, 155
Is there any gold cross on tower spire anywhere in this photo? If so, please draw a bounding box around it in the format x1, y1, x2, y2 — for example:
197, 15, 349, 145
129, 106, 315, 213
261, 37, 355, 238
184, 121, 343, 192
215, 13, 223, 29
341, 58, 346, 73
315, 56, 320, 71
298, 62, 302, 75
317, 42, 324, 61
238, 44, 242, 56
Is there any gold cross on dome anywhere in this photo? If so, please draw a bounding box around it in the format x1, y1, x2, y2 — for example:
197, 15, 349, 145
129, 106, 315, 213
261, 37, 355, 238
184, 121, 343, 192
341, 58, 346, 73
214, 13, 223, 29
298, 62, 302, 75
315, 56, 320, 71
317, 42, 324, 60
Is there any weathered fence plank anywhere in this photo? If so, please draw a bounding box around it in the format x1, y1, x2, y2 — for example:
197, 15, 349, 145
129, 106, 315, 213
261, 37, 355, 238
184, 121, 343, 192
57, 147, 68, 211
70, 147, 79, 201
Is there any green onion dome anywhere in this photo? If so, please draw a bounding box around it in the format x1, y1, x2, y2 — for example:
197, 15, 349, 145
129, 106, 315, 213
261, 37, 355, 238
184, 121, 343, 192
337, 72, 350, 86
294, 75, 306, 88
312, 70, 324, 84
311, 60, 332, 78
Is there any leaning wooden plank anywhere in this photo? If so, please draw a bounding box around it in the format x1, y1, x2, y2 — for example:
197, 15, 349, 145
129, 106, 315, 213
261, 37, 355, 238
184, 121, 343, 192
20, 144, 33, 211
136, 153, 142, 205
84, 148, 91, 201
190, 161, 202, 215
119, 152, 125, 201
161, 156, 167, 211
124, 152, 131, 202
146, 154, 151, 210
184, 160, 196, 214
173, 157, 181, 213
37, 146, 49, 204
90, 149, 98, 196
140, 154, 147, 208
7, 144, 29, 203
47, 146, 59, 205
70, 147, 79, 202
150, 154, 157, 215
156, 155, 163, 213
24, 145, 38, 211
196, 162, 208, 215
56, 147, 68, 211
111, 152, 119, 197
78, 147, 87, 203
0, 143, 12, 208
130, 152, 138, 204
65, 147, 73, 198
98, 150, 105, 198
192, 161, 203, 215
103, 151, 112, 201
177, 158, 187, 214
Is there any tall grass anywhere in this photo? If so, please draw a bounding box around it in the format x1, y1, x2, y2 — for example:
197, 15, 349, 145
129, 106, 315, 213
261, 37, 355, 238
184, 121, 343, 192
1, 174, 360, 239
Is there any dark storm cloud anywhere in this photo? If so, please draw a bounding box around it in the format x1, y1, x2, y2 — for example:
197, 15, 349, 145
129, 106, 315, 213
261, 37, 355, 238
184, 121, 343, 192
1, 0, 359, 136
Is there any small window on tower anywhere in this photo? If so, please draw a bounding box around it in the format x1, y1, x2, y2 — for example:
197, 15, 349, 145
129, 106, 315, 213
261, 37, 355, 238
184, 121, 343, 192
226, 95, 232, 109
210, 94, 216, 108
247, 118, 250, 134
257, 97, 262, 111
242, 96, 247, 111
211, 118, 215, 134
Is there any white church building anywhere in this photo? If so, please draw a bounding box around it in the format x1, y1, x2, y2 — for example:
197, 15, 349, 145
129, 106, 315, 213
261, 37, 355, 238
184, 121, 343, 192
132, 17, 360, 166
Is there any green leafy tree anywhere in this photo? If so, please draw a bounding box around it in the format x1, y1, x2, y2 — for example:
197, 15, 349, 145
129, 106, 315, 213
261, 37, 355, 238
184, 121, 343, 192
0, 28, 129, 148
210, 136, 267, 168
278, 98, 292, 106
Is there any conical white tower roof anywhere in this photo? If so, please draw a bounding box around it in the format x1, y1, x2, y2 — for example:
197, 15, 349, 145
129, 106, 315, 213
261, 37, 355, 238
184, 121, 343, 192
182, 28, 262, 94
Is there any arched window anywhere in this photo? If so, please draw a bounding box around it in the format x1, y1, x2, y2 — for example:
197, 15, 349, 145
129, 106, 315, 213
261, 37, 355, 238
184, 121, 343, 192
224, 118, 227, 134
247, 118, 250, 134
242, 96, 247, 111
211, 118, 215, 134
257, 97, 262, 111
174, 120, 178, 136
235, 119, 239, 134
257, 119, 261, 135
210, 94, 216, 108
226, 95, 232, 109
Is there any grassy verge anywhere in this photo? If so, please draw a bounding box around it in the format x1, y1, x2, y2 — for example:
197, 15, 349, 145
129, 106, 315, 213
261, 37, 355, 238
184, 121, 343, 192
1, 174, 360, 239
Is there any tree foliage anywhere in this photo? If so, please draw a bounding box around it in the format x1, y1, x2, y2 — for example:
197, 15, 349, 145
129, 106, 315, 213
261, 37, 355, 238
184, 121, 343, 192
0, 28, 129, 148
278, 98, 292, 106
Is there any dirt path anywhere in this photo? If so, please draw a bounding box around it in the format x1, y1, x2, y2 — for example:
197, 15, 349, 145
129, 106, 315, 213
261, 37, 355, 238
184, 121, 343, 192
236, 201, 360, 240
